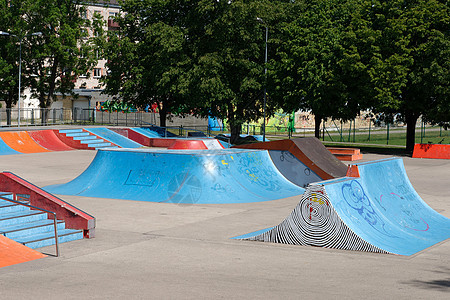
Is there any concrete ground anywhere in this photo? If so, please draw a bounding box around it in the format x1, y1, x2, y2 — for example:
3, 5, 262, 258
0, 150, 449, 299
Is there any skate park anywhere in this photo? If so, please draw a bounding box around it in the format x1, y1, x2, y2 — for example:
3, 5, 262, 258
0, 125, 449, 299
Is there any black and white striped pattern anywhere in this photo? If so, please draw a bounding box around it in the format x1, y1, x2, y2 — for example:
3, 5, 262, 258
244, 185, 390, 254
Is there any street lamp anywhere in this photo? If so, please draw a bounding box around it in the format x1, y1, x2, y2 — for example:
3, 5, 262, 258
0, 31, 42, 127
256, 18, 268, 142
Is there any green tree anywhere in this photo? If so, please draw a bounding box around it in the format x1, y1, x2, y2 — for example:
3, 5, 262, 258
0, 0, 30, 125
187, 0, 270, 143
102, 0, 195, 127
24, 0, 99, 123
270, 0, 369, 138
368, 0, 449, 152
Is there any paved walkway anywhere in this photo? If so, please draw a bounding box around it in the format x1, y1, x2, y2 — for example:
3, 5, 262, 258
0, 150, 449, 299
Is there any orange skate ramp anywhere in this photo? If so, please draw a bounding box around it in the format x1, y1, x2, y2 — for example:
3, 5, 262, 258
413, 144, 450, 159
0, 131, 51, 153
28, 130, 74, 151
234, 137, 347, 180
0, 235, 46, 268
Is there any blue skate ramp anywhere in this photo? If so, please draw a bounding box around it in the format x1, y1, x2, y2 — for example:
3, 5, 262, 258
140, 126, 178, 137
130, 127, 161, 138
85, 127, 142, 148
45, 148, 304, 204
234, 158, 450, 255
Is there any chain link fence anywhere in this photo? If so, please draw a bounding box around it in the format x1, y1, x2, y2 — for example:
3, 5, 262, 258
1, 108, 447, 146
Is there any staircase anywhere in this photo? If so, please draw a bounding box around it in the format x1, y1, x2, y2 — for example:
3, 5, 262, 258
0, 195, 83, 250
57, 129, 119, 150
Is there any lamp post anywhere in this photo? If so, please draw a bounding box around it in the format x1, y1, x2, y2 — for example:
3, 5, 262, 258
0, 31, 42, 127
256, 18, 268, 142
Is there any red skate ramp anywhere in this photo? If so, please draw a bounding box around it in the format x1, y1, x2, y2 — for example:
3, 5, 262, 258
0, 131, 51, 153
28, 130, 74, 151
0, 235, 46, 268
234, 137, 347, 180
413, 144, 450, 159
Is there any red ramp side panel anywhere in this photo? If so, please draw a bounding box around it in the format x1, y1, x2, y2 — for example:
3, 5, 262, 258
28, 130, 74, 151
168, 140, 208, 150
0, 131, 51, 153
413, 144, 450, 159
126, 129, 152, 146
234, 137, 348, 180
0, 235, 46, 268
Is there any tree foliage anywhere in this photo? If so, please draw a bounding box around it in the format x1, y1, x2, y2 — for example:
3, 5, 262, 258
367, 0, 449, 152
186, 0, 270, 143
103, 0, 270, 141
25, 0, 99, 117
270, 0, 448, 150
0, 0, 27, 124
1, 0, 99, 123
270, 0, 375, 138
102, 0, 195, 127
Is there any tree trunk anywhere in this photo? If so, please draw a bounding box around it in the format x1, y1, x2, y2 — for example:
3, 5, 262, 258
314, 115, 322, 139
230, 123, 241, 145
159, 103, 167, 128
5, 92, 13, 126
405, 112, 419, 154
39, 95, 49, 125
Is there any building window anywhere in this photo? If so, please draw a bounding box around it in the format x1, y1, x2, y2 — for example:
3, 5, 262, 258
93, 68, 102, 78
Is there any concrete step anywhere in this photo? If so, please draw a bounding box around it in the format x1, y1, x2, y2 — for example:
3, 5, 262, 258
0, 210, 47, 227
59, 129, 84, 134
88, 142, 112, 148
65, 132, 91, 137
0, 202, 28, 214
73, 135, 98, 141
79, 138, 105, 144
16, 228, 84, 249
1, 219, 66, 239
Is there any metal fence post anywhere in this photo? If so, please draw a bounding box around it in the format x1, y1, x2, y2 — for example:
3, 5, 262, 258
420, 119, 424, 144
387, 123, 390, 145
348, 121, 352, 142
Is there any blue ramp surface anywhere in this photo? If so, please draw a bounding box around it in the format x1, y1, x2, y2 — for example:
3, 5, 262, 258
234, 158, 450, 255
139, 126, 178, 137
45, 148, 304, 204
0, 137, 21, 155
130, 127, 162, 138
85, 127, 142, 148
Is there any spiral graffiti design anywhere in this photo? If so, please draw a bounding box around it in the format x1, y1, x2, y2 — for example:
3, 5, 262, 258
245, 185, 389, 254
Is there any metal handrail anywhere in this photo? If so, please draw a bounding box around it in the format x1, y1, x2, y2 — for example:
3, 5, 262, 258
0, 193, 59, 257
